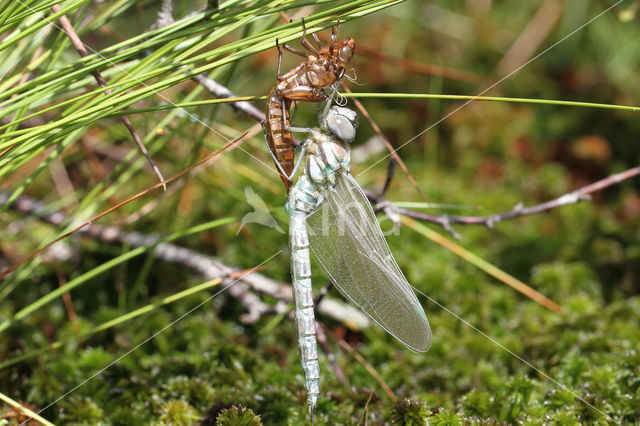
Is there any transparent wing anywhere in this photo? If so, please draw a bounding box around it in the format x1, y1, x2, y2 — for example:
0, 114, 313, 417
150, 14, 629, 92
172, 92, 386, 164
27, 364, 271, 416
307, 173, 431, 352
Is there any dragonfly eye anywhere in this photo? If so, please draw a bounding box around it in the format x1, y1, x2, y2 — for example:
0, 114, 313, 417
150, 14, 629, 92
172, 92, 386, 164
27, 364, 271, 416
338, 45, 353, 63
326, 114, 356, 142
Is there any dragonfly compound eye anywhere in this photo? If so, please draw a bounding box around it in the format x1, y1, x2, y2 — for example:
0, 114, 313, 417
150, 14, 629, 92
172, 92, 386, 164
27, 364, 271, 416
338, 45, 353, 64
326, 115, 356, 142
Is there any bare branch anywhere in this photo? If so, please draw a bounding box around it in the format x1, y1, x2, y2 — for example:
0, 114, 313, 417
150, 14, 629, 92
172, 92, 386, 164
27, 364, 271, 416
192, 74, 267, 122
316, 324, 347, 385
365, 164, 640, 237
0, 192, 370, 330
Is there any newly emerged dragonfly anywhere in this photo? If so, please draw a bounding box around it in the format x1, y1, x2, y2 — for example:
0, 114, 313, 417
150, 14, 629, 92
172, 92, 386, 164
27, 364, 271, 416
264, 20, 355, 192
285, 103, 432, 421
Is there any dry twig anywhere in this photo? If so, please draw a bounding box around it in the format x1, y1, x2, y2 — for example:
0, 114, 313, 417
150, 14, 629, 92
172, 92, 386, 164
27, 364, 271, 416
51, 4, 167, 189
356, 43, 483, 84
496, 0, 565, 77
367, 164, 640, 237
342, 84, 428, 201
0, 192, 370, 329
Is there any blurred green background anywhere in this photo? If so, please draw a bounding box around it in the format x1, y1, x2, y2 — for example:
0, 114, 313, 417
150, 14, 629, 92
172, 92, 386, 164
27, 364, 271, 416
1, 0, 639, 424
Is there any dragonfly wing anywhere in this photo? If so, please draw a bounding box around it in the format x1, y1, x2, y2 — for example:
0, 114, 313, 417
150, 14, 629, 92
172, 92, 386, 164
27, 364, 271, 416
307, 173, 431, 352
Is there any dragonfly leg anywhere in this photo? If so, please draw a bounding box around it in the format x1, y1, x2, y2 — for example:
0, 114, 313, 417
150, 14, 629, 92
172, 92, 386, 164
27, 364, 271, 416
332, 19, 340, 43
278, 63, 306, 82
282, 43, 307, 58
312, 32, 322, 49
288, 125, 312, 133
287, 143, 308, 181
276, 38, 283, 80
309, 192, 325, 213
276, 41, 305, 81
287, 105, 313, 136
280, 85, 326, 102
329, 19, 340, 57
318, 85, 338, 123
262, 131, 296, 182
290, 100, 298, 125
299, 18, 319, 55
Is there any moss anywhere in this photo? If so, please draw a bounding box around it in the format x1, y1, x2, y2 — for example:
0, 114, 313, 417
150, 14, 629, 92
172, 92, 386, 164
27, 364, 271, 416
57, 396, 105, 424
216, 405, 262, 426
157, 399, 199, 425
2, 1, 640, 425
428, 409, 464, 426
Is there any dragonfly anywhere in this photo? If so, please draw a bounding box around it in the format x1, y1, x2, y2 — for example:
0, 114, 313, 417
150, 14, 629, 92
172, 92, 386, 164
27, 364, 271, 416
285, 102, 432, 421
264, 19, 356, 192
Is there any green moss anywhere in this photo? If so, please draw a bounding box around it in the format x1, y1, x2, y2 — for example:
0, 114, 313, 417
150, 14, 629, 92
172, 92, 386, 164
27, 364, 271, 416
216, 405, 262, 426
57, 397, 105, 424
390, 399, 431, 425
157, 399, 200, 425
2, 1, 640, 425
429, 409, 464, 426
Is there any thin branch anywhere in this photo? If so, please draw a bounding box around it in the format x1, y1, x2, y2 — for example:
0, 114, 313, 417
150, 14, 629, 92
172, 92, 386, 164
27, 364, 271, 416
316, 323, 347, 385
192, 73, 267, 122
51, 4, 167, 190
0, 133, 248, 281
0, 193, 370, 330
367, 165, 640, 236
332, 328, 395, 400
342, 84, 428, 201
356, 43, 483, 84
496, 0, 565, 77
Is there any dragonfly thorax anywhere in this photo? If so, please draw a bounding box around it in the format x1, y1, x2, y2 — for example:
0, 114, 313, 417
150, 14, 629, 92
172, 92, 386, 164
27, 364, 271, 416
287, 128, 351, 215
305, 133, 350, 186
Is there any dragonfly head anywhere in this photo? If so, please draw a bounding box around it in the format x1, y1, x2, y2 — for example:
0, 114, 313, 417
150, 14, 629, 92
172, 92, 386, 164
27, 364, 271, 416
324, 106, 358, 143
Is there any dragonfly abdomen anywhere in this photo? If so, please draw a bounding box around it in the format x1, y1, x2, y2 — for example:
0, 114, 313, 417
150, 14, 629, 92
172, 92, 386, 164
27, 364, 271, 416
286, 131, 352, 417
289, 210, 320, 411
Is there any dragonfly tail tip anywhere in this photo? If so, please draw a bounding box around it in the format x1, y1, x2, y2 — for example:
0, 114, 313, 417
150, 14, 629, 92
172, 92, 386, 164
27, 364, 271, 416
309, 403, 316, 425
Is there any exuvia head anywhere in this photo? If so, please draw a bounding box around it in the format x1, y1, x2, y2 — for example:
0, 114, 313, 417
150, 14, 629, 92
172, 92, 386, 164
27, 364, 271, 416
324, 106, 358, 143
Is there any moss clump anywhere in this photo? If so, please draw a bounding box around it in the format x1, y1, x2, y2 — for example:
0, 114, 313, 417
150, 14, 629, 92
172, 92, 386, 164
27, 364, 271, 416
429, 409, 464, 426
157, 399, 199, 425
390, 399, 431, 425
216, 405, 262, 426
57, 396, 105, 424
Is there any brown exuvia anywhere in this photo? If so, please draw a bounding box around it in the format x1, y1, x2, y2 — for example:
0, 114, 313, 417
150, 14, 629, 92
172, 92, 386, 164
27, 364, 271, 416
263, 20, 355, 192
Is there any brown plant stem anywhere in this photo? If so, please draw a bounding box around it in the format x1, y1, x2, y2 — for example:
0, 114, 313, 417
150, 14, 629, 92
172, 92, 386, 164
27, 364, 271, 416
342, 84, 428, 201
356, 43, 483, 84
51, 4, 167, 190
366, 164, 640, 237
